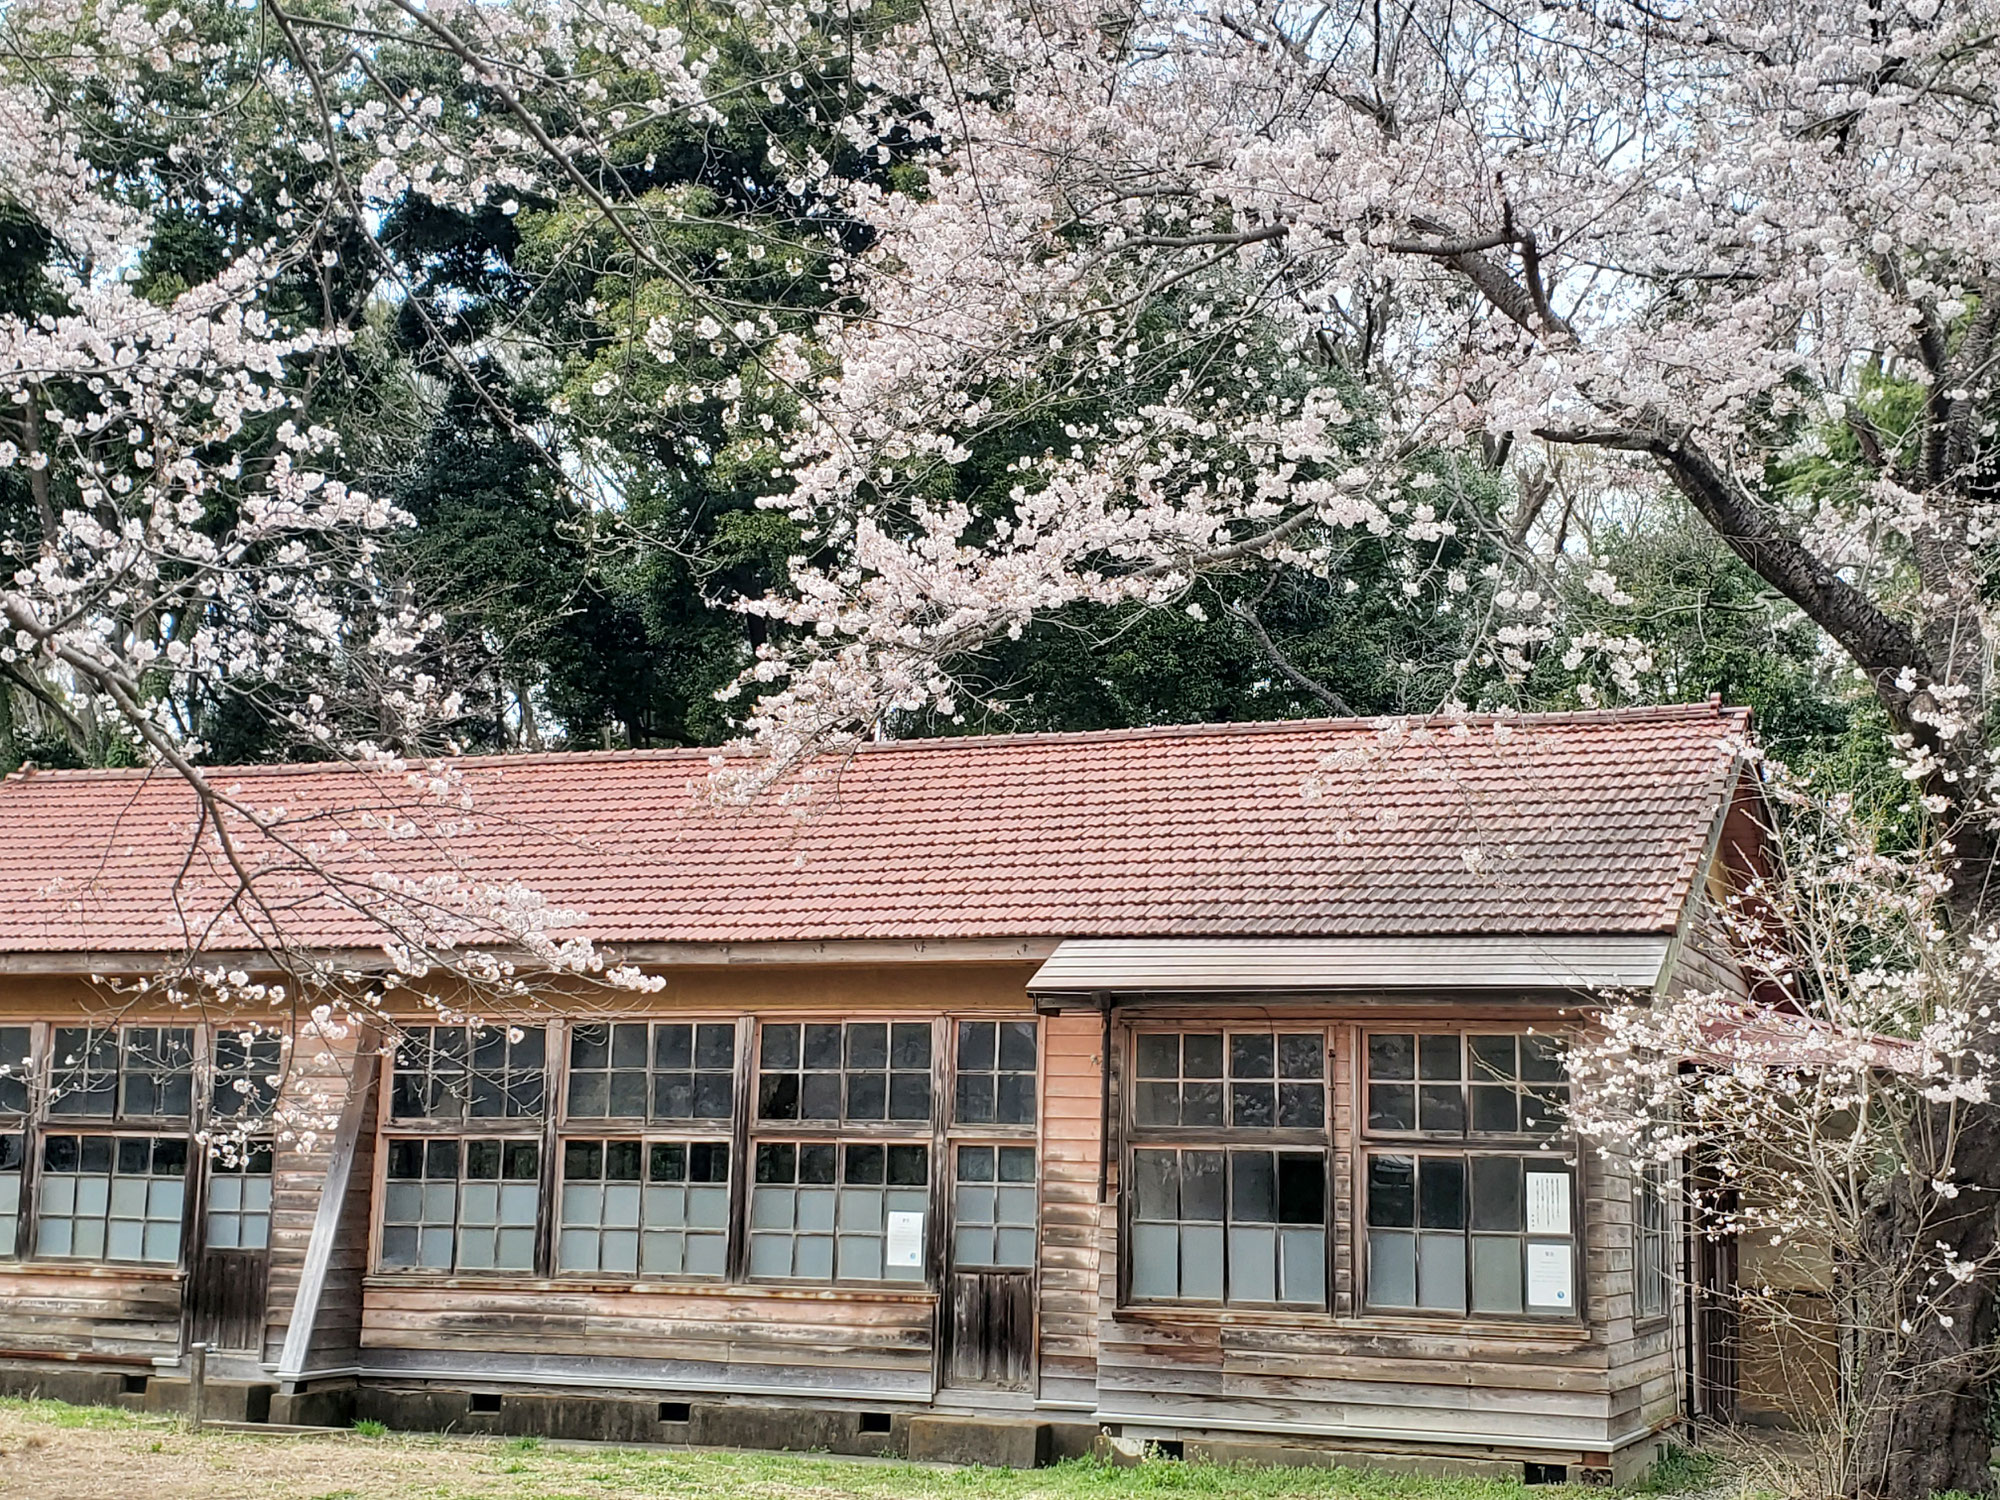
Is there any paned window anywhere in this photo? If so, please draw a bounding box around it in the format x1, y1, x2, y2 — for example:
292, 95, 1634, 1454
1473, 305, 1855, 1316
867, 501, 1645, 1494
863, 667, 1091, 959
1365, 1154, 1575, 1315
1367, 1032, 1568, 1136
557, 1139, 730, 1277
954, 1021, 1036, 1125
36, 1134, 187, 1263
1362, 1031, 1577, 1318
207, 1143, 274, 1250
390, 1026, 546, 1121
756, 1022, 932, 1122
565, 1022, 735, 1121
1134, 1031, 1325, 1128
0, 1026, 30, 1115
380, 1137, 539, 1271
1131, 1147, 1325, 1304
1637, 1161, 1672, 1319
49, 1027, 194, 1118
748, 1141, 928, 1282
1126, 1028, 1330, 1308
211, 1031, 282, 1119
953, 1145, 1037, 1269
0, 1133, 21, 1258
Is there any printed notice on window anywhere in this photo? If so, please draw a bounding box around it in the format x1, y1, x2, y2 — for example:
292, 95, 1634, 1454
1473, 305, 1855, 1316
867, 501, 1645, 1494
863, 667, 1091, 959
886, 1211, 925, 1267
1527, 1242, 1574, 1309
1525, 1171, 1571, 1235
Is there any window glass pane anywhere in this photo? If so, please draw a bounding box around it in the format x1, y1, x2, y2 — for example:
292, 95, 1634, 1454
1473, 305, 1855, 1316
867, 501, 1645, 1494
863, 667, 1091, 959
1182, 1034, 1223, 1078
1134, 1149, 1178, 1221
1277, 1034, 1322, 1080
958, 1021, 996, 1072
1131, 1223, 1180, 1299
1419, 1157, 1467, 1229
1368, 1229, 1417, 1307
0, 1027, 30, 1115
1469, 1034, 1517, 1082
1417, 1232, 1467, 1312
1367, 1155, 1415, 1227
1231, 1082, 1275, 1128
1522, 1085, 1569, 1136
1180, 1151, 1225, 1221
1419, 1084, 1466, 1134
1135, 1034, 1178, 1078
761, 1024, 800, 1070
1278, 1083, 1324, 1129
1470, 1084, 1519, 1134
1227, 1226, 1276, 1301
997, 1022, 1036, 1072
1521, 1034, 1567, 1082
1418, 1034, 1461, 1082
1472, 1234, 1524, 1313
1369, 1034, 1414, 1081
1471, 1156, 1523, 1230
1230, 1151, 1275, 1223
1181, 1225, 1224, 1299
1369, 1083, 1415, 1132
1229, 1034, 1274, 1079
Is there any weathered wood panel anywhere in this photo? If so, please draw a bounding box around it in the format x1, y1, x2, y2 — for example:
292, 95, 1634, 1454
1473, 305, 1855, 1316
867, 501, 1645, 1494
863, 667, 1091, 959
0, 1267, 182, 1360
266, 1020, 380, 1372
1037, 1010, 1102, 1408
357, 1282, 938, 1395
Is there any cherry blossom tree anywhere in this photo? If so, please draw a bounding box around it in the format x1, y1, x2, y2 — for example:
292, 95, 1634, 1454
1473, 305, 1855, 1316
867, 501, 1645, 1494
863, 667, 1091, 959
6, 0, 2000, 1485
731, 4, 2000, 1488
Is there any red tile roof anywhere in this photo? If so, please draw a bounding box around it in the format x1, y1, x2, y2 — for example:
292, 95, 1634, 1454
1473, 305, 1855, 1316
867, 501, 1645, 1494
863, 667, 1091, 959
0, 703, 1750, 955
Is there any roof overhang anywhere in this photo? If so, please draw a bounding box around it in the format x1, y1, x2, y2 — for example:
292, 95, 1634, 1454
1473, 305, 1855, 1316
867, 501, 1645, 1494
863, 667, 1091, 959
1026, 935, 1673, 1000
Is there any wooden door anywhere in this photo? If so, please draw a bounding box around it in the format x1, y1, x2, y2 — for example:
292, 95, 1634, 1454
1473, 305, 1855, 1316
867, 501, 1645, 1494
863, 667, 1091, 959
186, 1246, 270, 1351
944, 1270, 1033, 1389
185, 1150, 274, 1352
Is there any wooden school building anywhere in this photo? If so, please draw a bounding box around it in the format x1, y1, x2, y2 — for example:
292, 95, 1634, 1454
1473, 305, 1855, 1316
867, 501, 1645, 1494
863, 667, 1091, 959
0, 704, 1763, 1478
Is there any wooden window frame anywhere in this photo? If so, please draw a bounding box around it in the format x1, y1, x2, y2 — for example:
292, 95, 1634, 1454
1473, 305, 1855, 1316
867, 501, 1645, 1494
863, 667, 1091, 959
945, 1015, 1042, 1277
1355, 1023, 1584, 1326
551, 1134, 734, 1280
561, 1020, 738, 1126
6, 1021, 251, 1286
742, 1014, 945, 1289
1120, 1022, 1336, 1312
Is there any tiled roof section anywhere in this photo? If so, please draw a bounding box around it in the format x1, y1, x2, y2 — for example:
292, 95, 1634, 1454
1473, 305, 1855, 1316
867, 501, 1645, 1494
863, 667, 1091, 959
0, 704, 1749, 954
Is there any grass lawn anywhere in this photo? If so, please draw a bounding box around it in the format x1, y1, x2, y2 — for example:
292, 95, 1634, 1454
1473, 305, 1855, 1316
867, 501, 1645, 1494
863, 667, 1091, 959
0, 1399, 1727, 1500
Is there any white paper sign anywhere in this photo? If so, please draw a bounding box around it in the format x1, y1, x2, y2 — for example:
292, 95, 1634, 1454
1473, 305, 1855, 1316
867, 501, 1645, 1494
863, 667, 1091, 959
1525, 1171, 1572, 1235
1527, 1242, 1574, 1309
886, 1211, 926, 1267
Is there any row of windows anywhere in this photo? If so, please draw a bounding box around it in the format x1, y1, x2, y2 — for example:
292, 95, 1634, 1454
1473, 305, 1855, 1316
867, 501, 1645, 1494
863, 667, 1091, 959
390, 1019, 1039, 1128
377, 1135, 1036, 1283
0, 1024, 281, 1121
0, 1131, 271, 1266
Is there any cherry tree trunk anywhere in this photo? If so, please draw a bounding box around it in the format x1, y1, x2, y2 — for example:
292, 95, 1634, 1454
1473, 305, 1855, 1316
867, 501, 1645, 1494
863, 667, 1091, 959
1847, 1107, 2000, 1497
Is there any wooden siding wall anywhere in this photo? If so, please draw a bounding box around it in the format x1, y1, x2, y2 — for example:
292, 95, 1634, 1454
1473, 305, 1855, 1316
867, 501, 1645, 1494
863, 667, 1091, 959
357, 1284, 937, 1397
1037, 1011, 1102, 1409
0, 1265, 182, 1364
266, 1021, 381, 1373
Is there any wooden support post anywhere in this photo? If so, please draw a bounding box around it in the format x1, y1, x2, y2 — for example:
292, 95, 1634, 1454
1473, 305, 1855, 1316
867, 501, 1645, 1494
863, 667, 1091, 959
187, 1342, 208, 1431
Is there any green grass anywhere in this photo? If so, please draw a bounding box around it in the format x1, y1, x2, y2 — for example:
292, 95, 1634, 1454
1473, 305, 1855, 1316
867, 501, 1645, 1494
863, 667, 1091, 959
1632, 1445, 1722, 1495
351, 1418, 389, 1437
0, 1395, 144, 1430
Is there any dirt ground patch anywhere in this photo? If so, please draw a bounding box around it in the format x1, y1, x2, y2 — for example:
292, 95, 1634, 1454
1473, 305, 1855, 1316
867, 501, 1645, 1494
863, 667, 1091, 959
0, 1400, 1727, 1500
